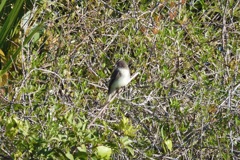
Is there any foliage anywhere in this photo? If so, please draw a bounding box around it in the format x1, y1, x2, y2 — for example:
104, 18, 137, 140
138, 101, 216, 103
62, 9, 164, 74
0, 0, 240, 159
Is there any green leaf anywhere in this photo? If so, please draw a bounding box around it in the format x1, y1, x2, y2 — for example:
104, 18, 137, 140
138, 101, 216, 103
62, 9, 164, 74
66, 151, 74, 160
18, 120, 29, 136
119, 116, 138, 137
0, 0, 7, 12
77, 146, 88, 159
165, 139, 173, 151
0, 0, 24, 48
67, 112, 74, 124
96, 146, 112, 160
161, 126, 165, 140
126, 146, 134, 156
120, 136, 133, 146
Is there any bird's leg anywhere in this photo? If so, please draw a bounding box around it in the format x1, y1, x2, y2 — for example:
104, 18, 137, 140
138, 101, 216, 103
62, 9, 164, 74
122, 86, 128, 98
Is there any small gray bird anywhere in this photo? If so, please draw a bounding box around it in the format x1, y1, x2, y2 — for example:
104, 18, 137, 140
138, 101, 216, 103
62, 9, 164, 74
108, 60, 130, 97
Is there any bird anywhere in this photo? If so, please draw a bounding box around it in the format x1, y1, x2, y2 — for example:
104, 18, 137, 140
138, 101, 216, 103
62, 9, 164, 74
108, 60, 130, 99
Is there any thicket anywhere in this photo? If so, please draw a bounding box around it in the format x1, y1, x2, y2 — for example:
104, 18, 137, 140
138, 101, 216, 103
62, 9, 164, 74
0, 0, 239, 159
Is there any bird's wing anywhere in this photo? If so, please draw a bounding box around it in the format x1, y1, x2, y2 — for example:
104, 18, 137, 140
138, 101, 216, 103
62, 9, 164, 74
108, 68, 121, 94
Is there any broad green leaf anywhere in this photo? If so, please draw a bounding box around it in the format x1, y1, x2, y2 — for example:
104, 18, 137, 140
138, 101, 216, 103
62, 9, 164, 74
96, 146, 112, 160
66, 152, 74, 160
165, 139, 173, 151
